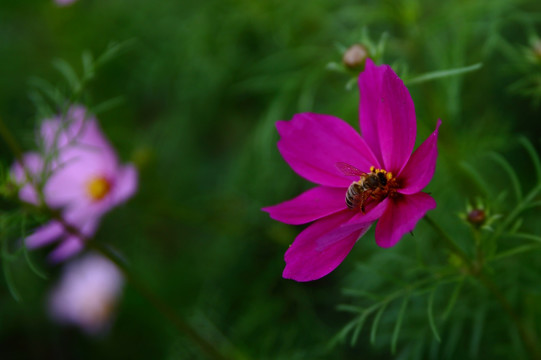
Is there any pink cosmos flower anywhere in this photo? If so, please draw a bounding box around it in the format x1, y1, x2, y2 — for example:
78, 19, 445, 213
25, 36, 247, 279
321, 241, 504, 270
263, 59, 441, 282
48, 253, 124, 335
11, 106, 137, 262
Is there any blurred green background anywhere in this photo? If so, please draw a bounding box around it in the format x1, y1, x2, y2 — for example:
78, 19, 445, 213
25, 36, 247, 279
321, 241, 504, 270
1, 0, 541, 359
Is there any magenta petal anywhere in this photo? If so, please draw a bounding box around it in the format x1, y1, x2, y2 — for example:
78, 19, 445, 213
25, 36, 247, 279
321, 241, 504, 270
262, 186, 346, 225
398, 120, 441, 195
359, 59, 416, 174
283, 210, 370, 282
344, 197, 391, 227
375, 192, 436, 248
277, 113, 380, 187
26, 221, 64, 248
48, 236, 85, 263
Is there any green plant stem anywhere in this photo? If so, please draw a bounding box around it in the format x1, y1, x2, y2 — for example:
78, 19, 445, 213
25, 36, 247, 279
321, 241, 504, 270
424, 215, 541, 360
424, 216, 472, 268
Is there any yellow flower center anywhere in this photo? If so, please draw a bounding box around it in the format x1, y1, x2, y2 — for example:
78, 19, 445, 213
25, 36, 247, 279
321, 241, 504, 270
86, 176, 111, 201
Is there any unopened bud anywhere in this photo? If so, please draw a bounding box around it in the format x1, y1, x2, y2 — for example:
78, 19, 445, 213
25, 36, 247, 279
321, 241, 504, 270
467, 209, 486, 226
343, 44, 369, 70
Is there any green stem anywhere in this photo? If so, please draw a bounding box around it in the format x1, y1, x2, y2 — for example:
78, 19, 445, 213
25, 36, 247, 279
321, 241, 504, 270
424, 215, 472, 268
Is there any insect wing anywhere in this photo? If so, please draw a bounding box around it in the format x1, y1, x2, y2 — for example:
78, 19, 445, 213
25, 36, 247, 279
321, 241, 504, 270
336, 162, 365, 177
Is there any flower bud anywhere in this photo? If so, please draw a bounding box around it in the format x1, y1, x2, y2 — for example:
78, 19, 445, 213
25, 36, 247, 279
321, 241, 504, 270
342, 44, 369, 70
467, 209, 486, 227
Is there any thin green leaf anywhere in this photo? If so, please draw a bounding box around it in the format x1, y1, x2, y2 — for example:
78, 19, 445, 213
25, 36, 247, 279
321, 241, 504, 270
504, 232, 541, 243
370, 302, 388, 345
405, 63, 483, 85
81, 50, 95, 81
525, 200, 541, 210
469, 307, 486, 358
391, 296, 409, 354
336, 304, 363, 314
345, 77, 357, 91
458, 161, 491, 197
489, 152, 522, 202
329, 319, 360, 348
1, 222, 21, 301
2, 258, 21, 301
52, 58, 81, 93
20, 217, 47, 280
96, 39, 135, 68
508, 218, 523, 234
492, 243, 541, 262
518, 136, 541, 185
350, 312, 369, 346
427, 288, 441, 342
443, 320, 463, 360
28, 77, 64, 106
442, 278, 464, 320
91, 97, 125, 115
375, 32, 389, 61
341, 288, 381, 301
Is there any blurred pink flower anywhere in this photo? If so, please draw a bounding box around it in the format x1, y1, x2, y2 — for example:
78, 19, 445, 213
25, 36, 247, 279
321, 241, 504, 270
48, 253, 124, 335
11, 106, 137, 261
54, 0, 77, 7
263, 59, 441, 282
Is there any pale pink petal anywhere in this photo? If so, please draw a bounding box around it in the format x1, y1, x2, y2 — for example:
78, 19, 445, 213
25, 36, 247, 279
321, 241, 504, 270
262, 186, 346, 225
398, 120, 441, 195
375, 192, 436, 248
283, 210, 369, 282
111, 164, 138, 205
359, 59, 416, 174
277, 113, 380, 187
44, 162, 90, 209
44, 146, 117, 210
62, 210, 100, 238
25, 221, 64, 248
12, 152, 44, 205
41, 109, 117, 171
48, 236, 85, 263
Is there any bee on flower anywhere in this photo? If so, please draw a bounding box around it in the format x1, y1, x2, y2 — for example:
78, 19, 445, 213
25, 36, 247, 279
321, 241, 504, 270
263, 59, 441, 282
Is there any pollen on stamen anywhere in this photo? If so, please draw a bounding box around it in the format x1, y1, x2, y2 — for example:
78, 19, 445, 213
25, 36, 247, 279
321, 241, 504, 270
86, 176, 111, 201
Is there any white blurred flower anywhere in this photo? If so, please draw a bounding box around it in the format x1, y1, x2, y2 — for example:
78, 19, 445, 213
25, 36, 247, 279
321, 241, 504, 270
48, 253, 124, 335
